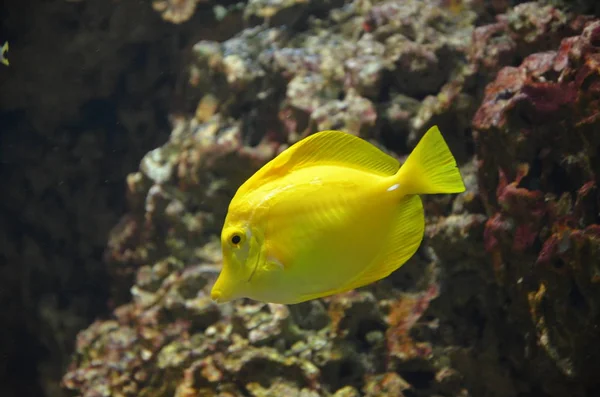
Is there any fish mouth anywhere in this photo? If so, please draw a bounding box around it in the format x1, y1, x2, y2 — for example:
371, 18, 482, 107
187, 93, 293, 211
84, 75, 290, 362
210, 267, 232, 303
210, 286, 234, 303
210, 290, 222, 303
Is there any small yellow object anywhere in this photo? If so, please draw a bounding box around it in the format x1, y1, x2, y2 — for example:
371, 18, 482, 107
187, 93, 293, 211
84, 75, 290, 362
211, 125, 466, 305
1, 41, 8, 66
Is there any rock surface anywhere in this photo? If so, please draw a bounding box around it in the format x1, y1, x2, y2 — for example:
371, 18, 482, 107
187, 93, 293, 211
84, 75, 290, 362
2, 0, 600, 396
62, 1, 600, 397
0, 1, 242, 396
473, 19, 600, 396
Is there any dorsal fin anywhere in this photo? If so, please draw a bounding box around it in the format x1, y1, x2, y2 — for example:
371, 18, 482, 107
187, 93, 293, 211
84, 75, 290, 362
236, 130, 400, 196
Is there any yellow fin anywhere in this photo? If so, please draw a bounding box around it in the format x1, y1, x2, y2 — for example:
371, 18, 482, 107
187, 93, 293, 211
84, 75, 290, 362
396, 125, 465, 195
237, 130, 399, 197
294, 195, 424, 303
1, 41, 8, 66
340, 195, 424, 290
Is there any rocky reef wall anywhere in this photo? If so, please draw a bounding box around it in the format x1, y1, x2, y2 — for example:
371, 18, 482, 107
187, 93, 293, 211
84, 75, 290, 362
0, 1, 241, 396
2, 1, 600, 396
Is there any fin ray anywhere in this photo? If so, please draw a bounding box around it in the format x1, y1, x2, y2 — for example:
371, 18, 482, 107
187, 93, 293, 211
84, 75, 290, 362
236, 131, 399, 197
341, 195, 424, 290
293, 195, 424, 303
396, 125, 465, 195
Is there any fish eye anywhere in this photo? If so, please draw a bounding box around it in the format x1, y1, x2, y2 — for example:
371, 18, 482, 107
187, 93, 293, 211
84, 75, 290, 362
224, 227, 247, 248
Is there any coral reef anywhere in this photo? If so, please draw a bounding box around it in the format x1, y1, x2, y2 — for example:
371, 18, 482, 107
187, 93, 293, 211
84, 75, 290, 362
62, 1, 490, 396
0, 0, 594, 396
0, 0, 243, 396
64, 101, 477, 397
152, 0, 206, 24
183, 0, 483, 164
473, 20, 600, 396
469, 2, 592, 85
60, 1, 600, 397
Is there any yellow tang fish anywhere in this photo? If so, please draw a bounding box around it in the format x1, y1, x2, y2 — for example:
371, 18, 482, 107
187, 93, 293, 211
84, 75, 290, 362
211, 125, 465, 305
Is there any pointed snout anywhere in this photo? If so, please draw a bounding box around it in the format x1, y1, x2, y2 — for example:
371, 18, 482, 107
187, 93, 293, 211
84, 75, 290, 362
210, 268, 237, 304
210, 289, 222, 303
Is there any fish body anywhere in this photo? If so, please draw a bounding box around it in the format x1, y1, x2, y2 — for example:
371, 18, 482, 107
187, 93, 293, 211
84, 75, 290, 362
211, 125, 465, 304
1, 41, 8, 66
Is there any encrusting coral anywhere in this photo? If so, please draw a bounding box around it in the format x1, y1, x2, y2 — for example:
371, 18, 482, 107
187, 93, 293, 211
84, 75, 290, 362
473, 19, 600, 396
61, 1, 600, 397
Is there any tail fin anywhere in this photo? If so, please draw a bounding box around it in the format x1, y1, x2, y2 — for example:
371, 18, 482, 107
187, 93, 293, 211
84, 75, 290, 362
396, 125, 465, 195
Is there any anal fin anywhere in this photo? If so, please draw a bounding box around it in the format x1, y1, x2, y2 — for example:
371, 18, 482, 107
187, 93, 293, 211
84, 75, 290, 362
339, 195, 425, 291
292, 195, 425, 304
